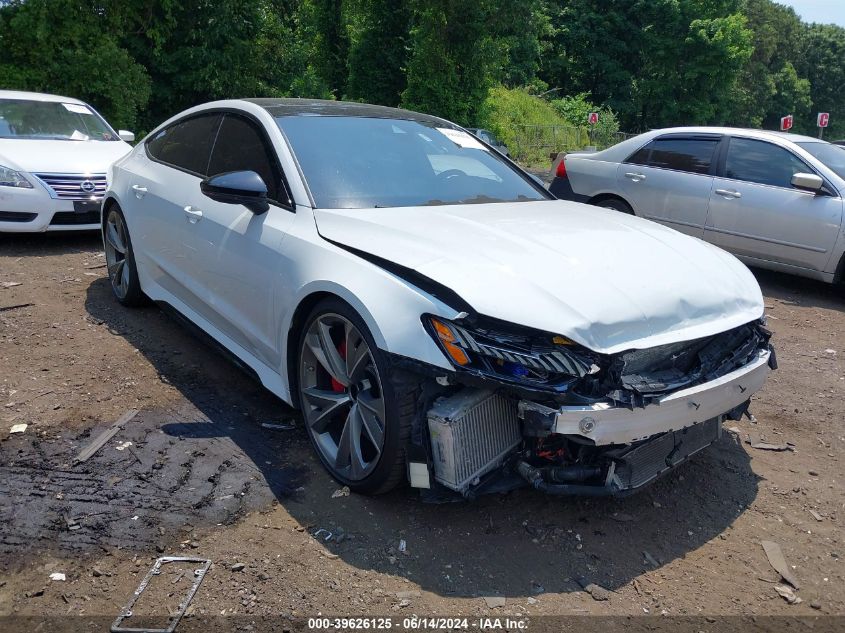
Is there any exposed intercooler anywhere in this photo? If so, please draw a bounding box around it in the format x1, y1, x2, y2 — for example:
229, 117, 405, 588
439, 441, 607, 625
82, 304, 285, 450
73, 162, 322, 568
427, 389, 521, 493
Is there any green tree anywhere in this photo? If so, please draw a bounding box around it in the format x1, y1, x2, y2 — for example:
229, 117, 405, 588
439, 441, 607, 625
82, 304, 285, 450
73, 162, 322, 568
3, 0, 841, 146
401, 0, 501, 125
345, 0, 411, 106
797, 23, 845, 138
627, 1, 753, 129
0, 0, 150, 129
767, 61, 811, 131
297, 0, 350, 98
540, 0, 753, 131
487, 0, 549, 88
117, 0, 297, 130
539, 0, 637, 118
729, 0, 809, 130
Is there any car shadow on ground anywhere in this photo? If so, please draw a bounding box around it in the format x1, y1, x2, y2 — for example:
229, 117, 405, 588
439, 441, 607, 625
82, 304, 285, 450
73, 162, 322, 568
83, 277, 761, 599
0, 230, 102, 256
752, 267, 845, 311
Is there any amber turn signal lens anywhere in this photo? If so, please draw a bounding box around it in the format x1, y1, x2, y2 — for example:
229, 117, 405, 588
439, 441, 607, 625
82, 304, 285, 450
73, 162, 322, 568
430, 317, 470, 366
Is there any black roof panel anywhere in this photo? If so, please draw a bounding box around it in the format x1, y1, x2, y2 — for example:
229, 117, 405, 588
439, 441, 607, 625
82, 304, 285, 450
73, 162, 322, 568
244, 98, 453, 126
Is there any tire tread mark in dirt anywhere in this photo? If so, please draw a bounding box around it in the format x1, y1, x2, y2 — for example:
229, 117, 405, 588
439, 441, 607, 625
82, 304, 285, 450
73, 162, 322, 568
0, 405, 303, 560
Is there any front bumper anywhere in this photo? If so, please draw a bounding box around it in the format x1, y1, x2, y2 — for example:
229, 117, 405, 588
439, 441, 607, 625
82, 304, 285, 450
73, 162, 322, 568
519, 348, 772, 446
0, 185, 101, 232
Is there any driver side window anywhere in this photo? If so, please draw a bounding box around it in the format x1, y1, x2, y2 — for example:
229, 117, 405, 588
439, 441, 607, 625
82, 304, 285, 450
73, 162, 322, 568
207, 114, 290, 206
725, 137, 811, 189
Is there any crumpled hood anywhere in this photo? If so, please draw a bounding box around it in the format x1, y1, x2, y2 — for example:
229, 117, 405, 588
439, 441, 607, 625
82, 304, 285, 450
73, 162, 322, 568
0, 139, 131, 174
315, 201, 764, 354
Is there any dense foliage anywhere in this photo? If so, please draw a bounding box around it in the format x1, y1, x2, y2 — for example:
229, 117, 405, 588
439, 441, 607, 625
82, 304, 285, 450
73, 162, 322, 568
477, 87, 620, 164
0, 0, 843, 139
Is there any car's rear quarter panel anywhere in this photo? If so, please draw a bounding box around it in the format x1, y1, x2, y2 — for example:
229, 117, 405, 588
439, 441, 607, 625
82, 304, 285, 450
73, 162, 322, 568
567, 156, 623, 200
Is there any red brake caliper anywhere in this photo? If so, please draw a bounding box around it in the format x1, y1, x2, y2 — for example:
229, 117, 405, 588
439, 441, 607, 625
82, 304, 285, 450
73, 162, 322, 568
331, 340, 347, 393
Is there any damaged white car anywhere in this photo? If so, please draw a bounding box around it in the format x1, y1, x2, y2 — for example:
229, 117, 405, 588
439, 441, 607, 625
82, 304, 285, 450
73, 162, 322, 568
103, 99, 775, 498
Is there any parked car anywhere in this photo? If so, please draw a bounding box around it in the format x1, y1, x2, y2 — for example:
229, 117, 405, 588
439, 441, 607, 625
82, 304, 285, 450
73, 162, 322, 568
548, 127, 845, 286
0, 90, 134, 232
466, 128, 510, 157
103, 100, 774, 498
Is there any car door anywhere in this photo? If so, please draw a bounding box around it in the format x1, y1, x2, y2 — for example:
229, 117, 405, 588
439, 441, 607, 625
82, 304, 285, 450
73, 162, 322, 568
185, 112, 296, 368
127, 112, 222, 308
615, 134, 721, 237
705, 136, 843, 271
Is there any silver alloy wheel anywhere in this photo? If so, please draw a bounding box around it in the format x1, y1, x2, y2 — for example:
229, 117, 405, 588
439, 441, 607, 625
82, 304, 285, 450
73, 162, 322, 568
104, 210, 131, 299
299, 313, 387, 481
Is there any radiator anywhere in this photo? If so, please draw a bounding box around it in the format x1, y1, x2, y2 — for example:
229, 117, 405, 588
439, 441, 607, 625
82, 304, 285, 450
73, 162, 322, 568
612, 417, 721, 490
427, 389, 521, 493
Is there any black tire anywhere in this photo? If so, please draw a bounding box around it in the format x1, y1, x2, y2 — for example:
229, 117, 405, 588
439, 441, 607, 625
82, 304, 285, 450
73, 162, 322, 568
595, 198, 634, 215
297, 297, 420, 494
103, 204, 148, 307
835, 253, 845, 293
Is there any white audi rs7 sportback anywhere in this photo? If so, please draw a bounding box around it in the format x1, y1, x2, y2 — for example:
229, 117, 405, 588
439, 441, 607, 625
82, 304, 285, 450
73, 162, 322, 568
102, 99, 775, 498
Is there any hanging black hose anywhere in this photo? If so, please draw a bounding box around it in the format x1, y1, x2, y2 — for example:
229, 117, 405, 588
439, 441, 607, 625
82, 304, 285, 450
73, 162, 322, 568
516, 460, 614, 497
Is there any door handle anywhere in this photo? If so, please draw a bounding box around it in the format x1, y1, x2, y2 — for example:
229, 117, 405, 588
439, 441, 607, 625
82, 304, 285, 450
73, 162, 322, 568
624, 172, 646, 182
183, 205, 203, 224
131, 184, 147, 198
715, 189, 742, 199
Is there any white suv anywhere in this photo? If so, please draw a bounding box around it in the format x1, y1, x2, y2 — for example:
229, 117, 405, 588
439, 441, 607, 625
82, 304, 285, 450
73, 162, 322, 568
0, 90, 134, 232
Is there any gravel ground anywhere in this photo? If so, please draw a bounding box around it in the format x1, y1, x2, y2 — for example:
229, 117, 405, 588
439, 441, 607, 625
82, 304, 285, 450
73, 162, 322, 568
0, 231, 843, 629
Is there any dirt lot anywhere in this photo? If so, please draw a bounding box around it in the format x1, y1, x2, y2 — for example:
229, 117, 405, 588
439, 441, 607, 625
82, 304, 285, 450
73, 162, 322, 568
0, 231, 843, 629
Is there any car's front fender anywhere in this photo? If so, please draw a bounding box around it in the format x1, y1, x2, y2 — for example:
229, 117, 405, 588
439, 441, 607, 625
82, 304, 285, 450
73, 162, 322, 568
275, 229, 462, 401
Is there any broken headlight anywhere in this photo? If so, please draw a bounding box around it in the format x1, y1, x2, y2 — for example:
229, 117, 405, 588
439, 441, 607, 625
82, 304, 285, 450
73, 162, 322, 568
425, 315, 598, 388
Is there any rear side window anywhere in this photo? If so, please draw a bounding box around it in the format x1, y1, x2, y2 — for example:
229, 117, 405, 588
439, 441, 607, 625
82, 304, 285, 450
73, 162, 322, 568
146, 114, 222, 175
726, 137, 811, 188
207, 114, 287, 205
626, 137, 718, 175
626, 143, 652, 166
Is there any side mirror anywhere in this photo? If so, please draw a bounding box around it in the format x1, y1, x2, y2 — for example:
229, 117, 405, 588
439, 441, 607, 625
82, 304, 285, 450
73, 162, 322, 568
791, 172, 823, 193
118, 130, 135, 143
200, 170, 269, 214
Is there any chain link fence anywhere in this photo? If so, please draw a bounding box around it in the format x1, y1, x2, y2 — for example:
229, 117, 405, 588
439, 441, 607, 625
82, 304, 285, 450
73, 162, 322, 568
510, 124, 638, 168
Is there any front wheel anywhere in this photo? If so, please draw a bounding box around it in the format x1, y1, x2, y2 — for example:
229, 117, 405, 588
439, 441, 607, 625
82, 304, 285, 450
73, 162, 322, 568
103, 205, 147, 306
297, 298, 418, 494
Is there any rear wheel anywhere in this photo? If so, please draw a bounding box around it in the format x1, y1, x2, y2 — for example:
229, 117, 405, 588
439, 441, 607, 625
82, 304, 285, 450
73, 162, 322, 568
103, 205, 147, 306
595, 198, 634, 215
297, 298, 419, 494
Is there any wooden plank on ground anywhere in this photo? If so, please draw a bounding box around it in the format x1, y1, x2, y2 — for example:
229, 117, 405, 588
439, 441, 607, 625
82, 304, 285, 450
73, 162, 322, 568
74, 409, 139, 464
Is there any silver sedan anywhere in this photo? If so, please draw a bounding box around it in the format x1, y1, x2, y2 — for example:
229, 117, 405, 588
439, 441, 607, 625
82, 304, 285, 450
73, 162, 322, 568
549, 127, 845, 285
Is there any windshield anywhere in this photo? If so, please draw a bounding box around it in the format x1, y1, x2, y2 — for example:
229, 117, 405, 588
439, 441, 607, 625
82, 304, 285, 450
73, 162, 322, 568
0, 99, 118, 141
796, 141, 845, 180
275, 116, 546, 208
